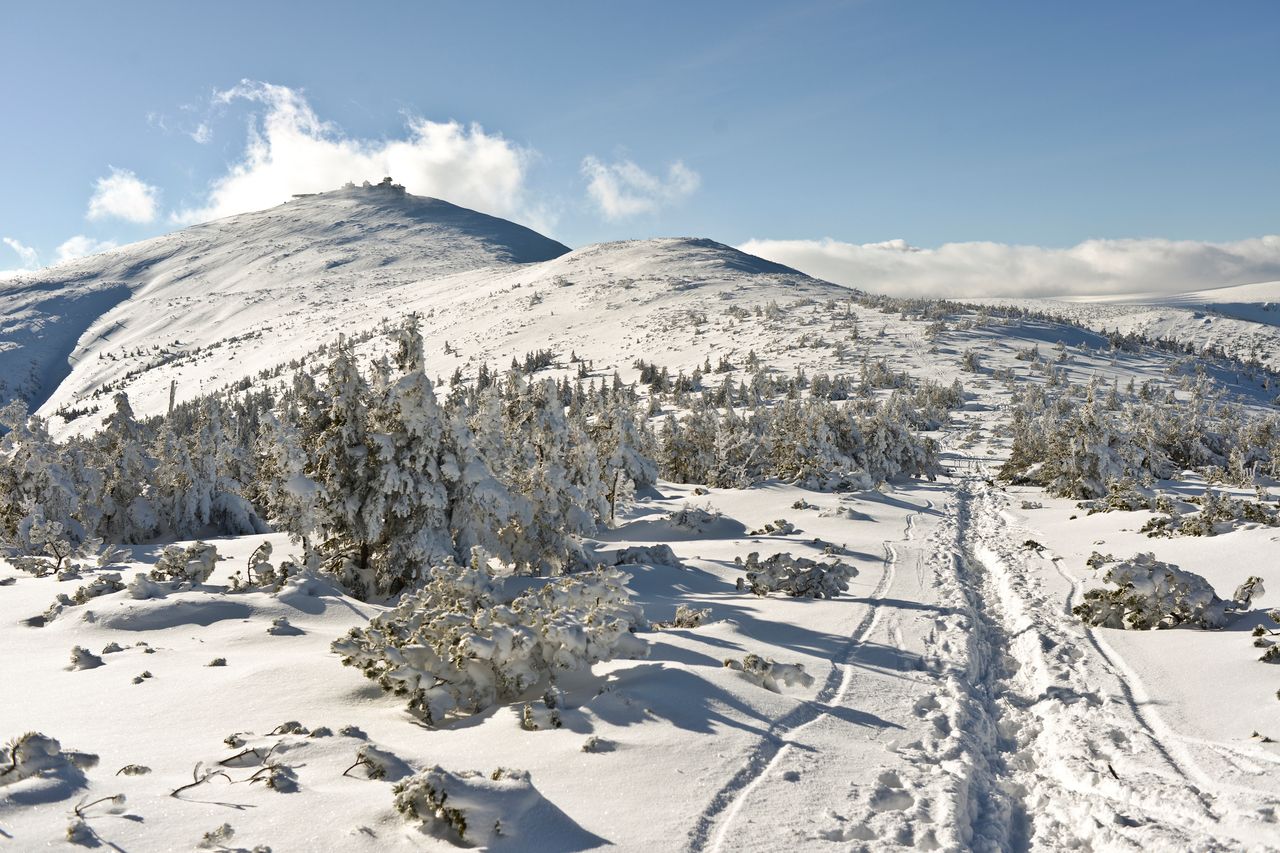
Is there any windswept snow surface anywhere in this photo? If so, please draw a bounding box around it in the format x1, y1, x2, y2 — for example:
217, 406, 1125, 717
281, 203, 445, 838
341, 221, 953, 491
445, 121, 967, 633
3, 198, 1280, 850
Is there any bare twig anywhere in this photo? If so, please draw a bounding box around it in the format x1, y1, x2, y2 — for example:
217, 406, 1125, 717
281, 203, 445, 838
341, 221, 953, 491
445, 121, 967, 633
73, 794, 123, 818
342, 756, 372, 778
170, 762, 232, 798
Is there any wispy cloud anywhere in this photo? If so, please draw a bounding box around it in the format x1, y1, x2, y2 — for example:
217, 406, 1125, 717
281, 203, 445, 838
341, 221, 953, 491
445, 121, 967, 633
87, 167, 161, 224
175, 81, 542, 227
581, 156, 699, 220
2, 236, 39, 270
738, 235, 1280, 298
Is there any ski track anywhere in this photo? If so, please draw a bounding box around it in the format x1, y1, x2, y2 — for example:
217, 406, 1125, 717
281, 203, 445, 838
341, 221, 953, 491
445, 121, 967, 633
690, 469, 1280, 851
896, 475, 1280, 852
683, 500, 928, 852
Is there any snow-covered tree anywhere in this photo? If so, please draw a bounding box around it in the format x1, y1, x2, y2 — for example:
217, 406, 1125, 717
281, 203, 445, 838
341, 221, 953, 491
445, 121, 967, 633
96, 393, 157, 543
364, 315, 453, 595
312, 339, 379, 597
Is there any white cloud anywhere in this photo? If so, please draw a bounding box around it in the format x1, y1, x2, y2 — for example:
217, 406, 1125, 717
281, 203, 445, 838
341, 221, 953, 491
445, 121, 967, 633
3, 236, 39, 269
87, 167, 161, 224
738, 235, 1280, 299
190, 122, 212, 144
175, 81, 539, 226
54, 235, 117, 264
581, 156, 700, 220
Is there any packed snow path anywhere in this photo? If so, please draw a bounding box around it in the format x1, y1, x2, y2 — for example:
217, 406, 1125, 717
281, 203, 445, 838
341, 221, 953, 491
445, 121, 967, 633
688, 475, 1280, 852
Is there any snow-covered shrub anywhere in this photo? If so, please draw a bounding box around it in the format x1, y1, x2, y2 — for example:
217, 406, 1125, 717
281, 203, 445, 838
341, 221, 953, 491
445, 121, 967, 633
150, 542, 219, 585
580, 736, 614, 753
228, 541, 295, 591
68, 646, 104, 671
1080, 478, 1154, 515
197, 824, 236, 850
1073, 552, 1263, 630
667, 505, 721, 533
1140, 490, 1279, 537
267, 617, 302, 636
0, 732, 97, 786
737, 551, 858, 598
37, 572, 126, 625
71, 572, 124, 604
345, 745, 403, 780
127, 573, 167, 600
610, 544, 683, 568
394, 765, 537, 846
654, 604, 712, 629
724, 654, 815, 693
750, 519, 795, 535
332, 552, 648, 724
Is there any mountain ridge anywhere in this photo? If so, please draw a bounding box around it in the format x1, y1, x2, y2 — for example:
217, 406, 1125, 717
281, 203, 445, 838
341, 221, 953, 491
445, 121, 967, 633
0, 185, 840, 434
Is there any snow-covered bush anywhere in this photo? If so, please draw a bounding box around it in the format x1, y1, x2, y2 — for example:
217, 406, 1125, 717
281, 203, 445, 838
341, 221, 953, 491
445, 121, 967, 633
750, 519, 795, 535
68, 646, 104, 671
38, 572, 126, 625
149, 542, 218, 585
1079, 478, 1154, 515
71, 572, 124, 604
724, 654, 814, 692
344, 745, 403, 781
332, 551, 648, 724
667, 504, 722, 533
1140, 490, 1279, 537
737, 551, 858, 599
610, 544, 683, 568
0, 732, 96, 786
394, 765, 538, 846
127, 573, 168, 600
1073, 552, 1263, 630
654, 604, 712, 629
228, 540, 295, 591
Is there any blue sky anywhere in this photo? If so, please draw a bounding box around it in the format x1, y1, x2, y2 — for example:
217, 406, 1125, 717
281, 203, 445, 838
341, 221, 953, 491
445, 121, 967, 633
2, 1, 1278, 294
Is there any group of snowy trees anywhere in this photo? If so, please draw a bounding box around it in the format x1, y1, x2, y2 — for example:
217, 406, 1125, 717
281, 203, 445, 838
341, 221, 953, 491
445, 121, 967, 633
657, 391, 940, 489
2, 315, 947, 600
1000, 376, 1280, 498
0, 392, 265, 552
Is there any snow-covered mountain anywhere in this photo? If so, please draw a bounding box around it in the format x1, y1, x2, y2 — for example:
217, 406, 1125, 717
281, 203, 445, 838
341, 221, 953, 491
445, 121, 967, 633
0, 182, 569, 422
0, 183, 844, 435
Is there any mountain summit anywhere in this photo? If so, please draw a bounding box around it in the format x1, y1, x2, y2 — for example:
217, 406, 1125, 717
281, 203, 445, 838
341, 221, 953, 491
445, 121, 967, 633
0, 183, 568, 417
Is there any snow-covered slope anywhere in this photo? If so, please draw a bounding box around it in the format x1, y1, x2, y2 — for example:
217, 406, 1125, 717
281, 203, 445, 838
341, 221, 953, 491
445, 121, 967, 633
975, 279, 1280, 371
18, 234, 836, 439
0, 183, 569, 419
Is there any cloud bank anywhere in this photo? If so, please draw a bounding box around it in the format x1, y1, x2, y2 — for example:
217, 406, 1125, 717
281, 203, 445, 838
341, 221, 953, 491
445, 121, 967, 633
739, 235, 1280, 299
582, 156, 699, 220
87, 168, 160, 223
176, 81, 539, 226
